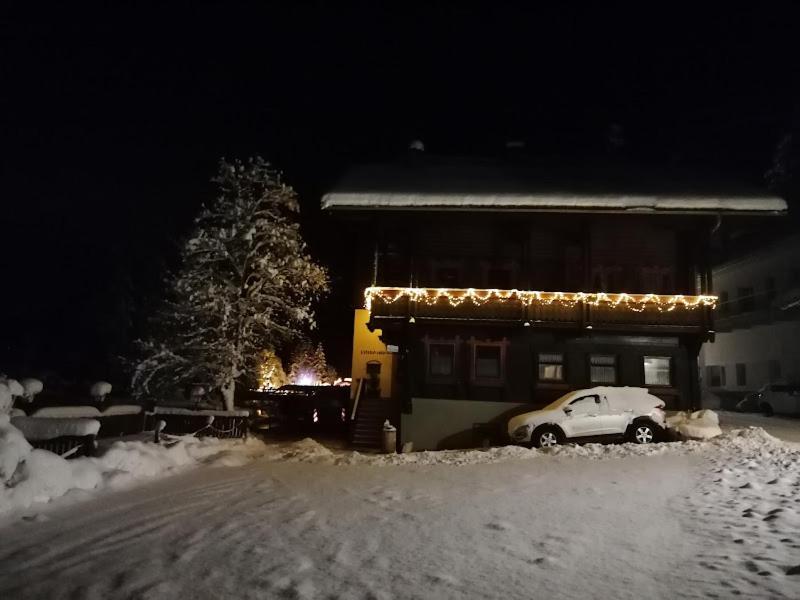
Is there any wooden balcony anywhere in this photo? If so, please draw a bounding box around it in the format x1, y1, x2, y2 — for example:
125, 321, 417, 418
365, 287, 716, 334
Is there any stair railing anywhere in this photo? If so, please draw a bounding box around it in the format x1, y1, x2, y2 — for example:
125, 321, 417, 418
350, 378, 364, 421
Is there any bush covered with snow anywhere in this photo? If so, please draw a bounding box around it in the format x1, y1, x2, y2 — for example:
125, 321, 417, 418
90, 381, 113, 401
21, 378, 43, 400
0, 416, 266, 515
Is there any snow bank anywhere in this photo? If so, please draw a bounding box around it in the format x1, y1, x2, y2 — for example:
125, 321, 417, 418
31, 406, 102, 418
0, 415, 267, 515
667, 409, 722, 440
11, 417, 101, 440
0, 383, 12, 414
100, 404, 142, 416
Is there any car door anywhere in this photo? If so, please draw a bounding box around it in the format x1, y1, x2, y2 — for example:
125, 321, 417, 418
562, 394, 604, 437
596, 394, 629, 435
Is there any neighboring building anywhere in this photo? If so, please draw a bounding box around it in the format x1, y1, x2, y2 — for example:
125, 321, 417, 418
325, 155, 786, 449
700, 234, 800, 407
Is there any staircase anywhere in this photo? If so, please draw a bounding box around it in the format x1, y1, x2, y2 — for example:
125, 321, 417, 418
350, 394, 392, 450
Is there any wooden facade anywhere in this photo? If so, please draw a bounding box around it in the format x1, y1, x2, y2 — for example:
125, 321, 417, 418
324, 157, 784, 448
355, 213, 715, 414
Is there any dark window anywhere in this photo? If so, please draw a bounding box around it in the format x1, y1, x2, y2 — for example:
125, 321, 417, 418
718, 291, 729, 316
737, 287, 755, 313
590, 354, 617, 384
538, 353, 565, 381
736, 363, 747, 386
768, 360, 781, 381
475, 345, 501, 378
765, 277, 776, 304
644, 356, 672, 386
706, 365, 726, 387
429, 344, 455, 377
470, 339, 507, 386
487, 268, 512, 289
435, 268, 460, 288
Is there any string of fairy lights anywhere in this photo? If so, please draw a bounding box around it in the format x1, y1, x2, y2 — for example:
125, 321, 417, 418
364, 286, 717, 314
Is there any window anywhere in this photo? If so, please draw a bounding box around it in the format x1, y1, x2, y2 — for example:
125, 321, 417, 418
435, 267, 460, 288
590, 354, 617, 384
567, 395, 600, 415
643, 356, 672, 386
737, 287, 755, 313
706, 365, 726, 388
538, 353, 565, 381
429, 344, 455, 377
470, 339, 507, 386
487, 268, 512, 289
475, 345, 501, 378
736, 363, 747, 387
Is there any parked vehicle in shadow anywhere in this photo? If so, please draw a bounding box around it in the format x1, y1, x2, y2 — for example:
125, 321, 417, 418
736, 384, 800, 417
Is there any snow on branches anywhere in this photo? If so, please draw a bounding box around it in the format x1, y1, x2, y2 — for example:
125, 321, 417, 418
133, 157, 329, 409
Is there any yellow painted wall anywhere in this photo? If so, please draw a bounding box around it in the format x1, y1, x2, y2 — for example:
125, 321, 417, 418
351, 309, 394, 399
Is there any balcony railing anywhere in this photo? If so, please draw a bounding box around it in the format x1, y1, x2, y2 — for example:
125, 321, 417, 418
365, 286, 716, 333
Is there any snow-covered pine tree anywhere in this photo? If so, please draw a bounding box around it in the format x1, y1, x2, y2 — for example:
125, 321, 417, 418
133, 157, 329, 410
287, 341, 330, 385
258, 349, 288, 390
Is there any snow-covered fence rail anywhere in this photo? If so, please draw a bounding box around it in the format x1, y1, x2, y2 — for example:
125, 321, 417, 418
145, 407, 250, 439
11, 416, 100, 458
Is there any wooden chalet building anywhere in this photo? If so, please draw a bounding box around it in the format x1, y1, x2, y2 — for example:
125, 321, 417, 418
324, 154, 786, 450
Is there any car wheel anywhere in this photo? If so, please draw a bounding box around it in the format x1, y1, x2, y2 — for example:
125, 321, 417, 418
629, 422, 656, 444
532, 426, 563, 448
760, 403, 774, 417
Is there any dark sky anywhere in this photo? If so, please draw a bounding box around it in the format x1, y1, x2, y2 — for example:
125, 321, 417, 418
1, 2, 798, 380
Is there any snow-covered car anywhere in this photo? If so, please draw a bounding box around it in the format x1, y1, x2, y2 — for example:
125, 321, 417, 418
736, 383, 800, 416
508, 386, 666, 448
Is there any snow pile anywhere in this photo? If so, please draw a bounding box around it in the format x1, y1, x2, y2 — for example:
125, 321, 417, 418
667, 409, 723, 439
90, 381, 112, 401
11, 417, 100, 441
0, 383, 13, 414
263, 437, 335, 463
0, 414, 267, 514
337, 444, 538, 466
20, 378, 43, 400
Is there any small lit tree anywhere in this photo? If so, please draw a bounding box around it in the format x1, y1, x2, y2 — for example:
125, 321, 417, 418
287, 342, 331, 385
258, 349, 288, 390
133, 157, 329, 409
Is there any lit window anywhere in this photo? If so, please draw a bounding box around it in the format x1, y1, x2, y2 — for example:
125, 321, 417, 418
644, 356, 672, 386
538, 353, 564, 381
429, 344, 455, 377
590, 355, 617, 384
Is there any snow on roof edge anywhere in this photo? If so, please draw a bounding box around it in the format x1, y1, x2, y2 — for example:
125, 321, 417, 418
321, 192, 787, 213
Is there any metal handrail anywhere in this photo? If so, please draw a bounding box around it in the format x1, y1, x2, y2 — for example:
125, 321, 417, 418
350, 378, 364, 421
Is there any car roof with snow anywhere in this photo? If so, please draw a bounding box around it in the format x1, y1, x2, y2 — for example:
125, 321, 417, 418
563, 386, 664, 410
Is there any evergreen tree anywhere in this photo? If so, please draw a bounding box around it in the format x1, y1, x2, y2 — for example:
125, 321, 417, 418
287, 341, 330, 385
258, 349, 288, 390
132, 157, 328, 409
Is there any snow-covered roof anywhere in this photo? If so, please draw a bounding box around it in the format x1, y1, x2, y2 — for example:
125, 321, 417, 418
322, 158, 787, 215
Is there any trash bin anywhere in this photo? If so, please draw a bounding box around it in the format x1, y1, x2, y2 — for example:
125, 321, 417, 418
382, 420, 397, 454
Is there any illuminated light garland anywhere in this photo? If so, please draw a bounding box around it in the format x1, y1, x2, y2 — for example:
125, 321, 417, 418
363, 286, 717, 314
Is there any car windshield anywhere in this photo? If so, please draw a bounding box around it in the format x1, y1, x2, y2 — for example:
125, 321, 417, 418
541, 390, 581, 410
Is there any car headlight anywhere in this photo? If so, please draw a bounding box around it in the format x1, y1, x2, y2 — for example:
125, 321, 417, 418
512, 424, 531, 440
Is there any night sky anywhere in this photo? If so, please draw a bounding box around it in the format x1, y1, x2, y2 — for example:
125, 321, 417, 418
1, 3, 798, 383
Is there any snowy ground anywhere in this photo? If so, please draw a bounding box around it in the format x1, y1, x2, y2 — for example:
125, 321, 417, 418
1, 431, 799, 599
718, 410, 800, 444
